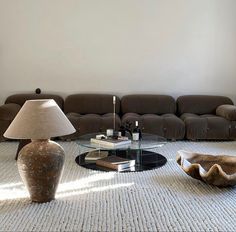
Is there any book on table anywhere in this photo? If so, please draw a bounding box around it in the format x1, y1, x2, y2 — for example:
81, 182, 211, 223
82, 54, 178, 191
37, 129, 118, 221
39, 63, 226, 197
85, 151, 108, 161
90, 137, 131, 148
96, 155, 136, 171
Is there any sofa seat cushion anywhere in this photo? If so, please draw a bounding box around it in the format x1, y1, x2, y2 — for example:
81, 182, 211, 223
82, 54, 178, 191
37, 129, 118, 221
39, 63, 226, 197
228, 121, 236, 139
0, 103, 21, 141
0, 103, 21, 121
0, 93, 64, 142
64, 113, 121, 139
180, 113, 230, 140
122, 113, 185, 140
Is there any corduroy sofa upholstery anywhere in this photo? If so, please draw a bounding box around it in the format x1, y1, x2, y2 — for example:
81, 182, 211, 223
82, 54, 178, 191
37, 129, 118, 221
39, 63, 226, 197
62, 94, 121, 140
0, 93, 64, 141
121, 95, 185, 140
177, 95, 236, 140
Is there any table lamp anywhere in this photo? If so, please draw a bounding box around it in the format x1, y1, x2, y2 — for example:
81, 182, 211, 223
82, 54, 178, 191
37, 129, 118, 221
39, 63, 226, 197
4, 99, 76, 203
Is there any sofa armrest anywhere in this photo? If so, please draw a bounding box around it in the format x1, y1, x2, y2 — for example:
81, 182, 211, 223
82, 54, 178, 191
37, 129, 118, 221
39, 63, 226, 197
216, 104, 236, 121
0, 103, 21, 120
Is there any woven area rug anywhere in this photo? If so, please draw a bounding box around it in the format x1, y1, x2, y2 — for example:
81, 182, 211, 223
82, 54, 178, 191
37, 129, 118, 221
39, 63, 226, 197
0, 141, 235, 231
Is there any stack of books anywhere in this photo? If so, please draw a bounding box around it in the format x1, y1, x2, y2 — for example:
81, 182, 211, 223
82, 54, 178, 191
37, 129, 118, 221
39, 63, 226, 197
96, 155, 135, 172
90, 137, 131, 148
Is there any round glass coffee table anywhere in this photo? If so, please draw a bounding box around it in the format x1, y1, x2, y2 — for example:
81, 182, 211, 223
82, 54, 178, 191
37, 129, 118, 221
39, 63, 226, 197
75, 133, 167, 172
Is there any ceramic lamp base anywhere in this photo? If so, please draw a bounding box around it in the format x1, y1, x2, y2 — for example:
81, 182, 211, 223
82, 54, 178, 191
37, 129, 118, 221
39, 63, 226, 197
17, 139, 65, 203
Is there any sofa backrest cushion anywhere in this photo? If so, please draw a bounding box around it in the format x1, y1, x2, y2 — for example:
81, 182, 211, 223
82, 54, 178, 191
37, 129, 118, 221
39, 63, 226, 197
5, 94, 64, 110
64, 94, 120, 115
177, 95, 233, 115
121, 95, 176, 114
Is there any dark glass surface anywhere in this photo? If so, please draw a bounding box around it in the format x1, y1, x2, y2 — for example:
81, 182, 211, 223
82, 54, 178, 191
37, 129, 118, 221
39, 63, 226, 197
75, 149, 167, 172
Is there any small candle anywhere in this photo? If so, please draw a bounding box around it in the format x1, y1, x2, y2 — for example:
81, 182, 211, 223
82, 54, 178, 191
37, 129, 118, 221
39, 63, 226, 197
106, 129, 114, 137
113, 96, 116, 104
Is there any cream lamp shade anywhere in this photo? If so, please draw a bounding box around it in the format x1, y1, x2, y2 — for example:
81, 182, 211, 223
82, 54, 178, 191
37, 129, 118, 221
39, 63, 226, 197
4, 99, 75, 139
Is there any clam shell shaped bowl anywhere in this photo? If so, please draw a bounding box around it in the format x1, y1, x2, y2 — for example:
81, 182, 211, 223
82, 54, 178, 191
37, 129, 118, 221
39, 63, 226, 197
176, 150, 236, 187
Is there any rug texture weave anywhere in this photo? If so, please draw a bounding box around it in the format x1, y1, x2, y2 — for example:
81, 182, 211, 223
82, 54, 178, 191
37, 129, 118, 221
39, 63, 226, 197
0, 141, 235, 231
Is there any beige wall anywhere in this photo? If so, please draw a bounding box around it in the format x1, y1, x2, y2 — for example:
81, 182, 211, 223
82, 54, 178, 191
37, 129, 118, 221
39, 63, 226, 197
0, 0, 236, 104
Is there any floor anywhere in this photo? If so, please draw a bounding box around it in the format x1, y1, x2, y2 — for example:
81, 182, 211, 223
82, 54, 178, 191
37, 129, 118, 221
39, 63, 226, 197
0, 141, 235, 231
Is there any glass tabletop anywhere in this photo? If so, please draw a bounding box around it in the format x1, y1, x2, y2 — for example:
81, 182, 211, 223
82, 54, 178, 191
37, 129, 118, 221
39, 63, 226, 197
76, 132, 167, 151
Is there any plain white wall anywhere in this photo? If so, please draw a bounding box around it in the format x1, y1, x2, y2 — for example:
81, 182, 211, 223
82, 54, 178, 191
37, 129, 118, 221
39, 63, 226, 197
0, 0, 236, 104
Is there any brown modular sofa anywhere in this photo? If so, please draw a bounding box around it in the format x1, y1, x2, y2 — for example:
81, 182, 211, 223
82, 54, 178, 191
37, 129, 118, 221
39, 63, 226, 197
177, 95, 236, 140
121, 95, 185, 140
62, 94, 121, 139
0, 93, 64, 141
0, 93, 236, 141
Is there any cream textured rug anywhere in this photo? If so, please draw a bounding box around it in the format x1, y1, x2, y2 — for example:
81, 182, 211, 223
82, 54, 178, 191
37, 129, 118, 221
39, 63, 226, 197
0, 141, 236, 231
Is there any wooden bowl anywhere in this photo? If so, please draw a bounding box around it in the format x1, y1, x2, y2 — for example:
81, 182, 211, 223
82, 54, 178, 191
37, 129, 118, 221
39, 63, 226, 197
176, 150, 236, 187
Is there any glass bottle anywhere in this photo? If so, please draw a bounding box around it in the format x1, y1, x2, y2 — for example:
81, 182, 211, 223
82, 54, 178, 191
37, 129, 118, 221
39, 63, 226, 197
132, 121, 141, 141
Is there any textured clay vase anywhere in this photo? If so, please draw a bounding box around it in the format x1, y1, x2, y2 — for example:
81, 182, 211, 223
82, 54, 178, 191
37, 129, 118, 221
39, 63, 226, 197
17, 139, 65, 203
176, 150, 236, 187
